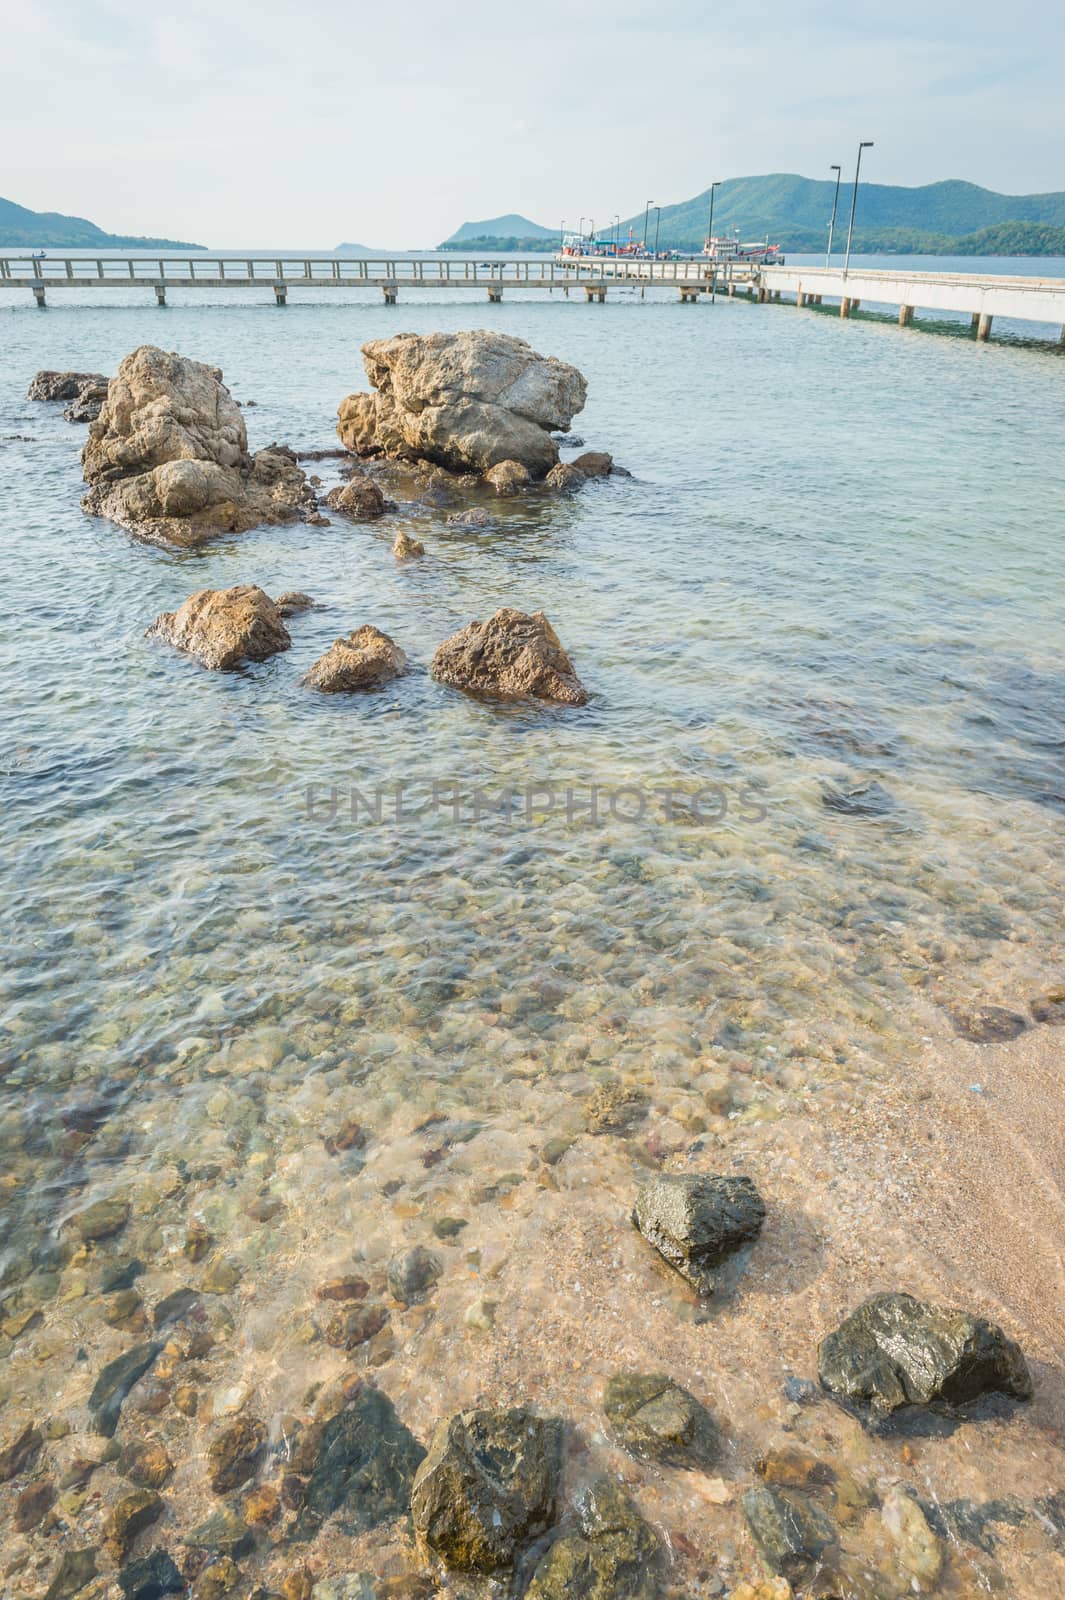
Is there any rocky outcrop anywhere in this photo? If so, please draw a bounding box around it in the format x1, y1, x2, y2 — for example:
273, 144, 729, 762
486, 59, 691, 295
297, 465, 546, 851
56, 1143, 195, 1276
431, 608, 587, 705
603, 1373, 720, 1469
544, 462, 586, 494
29, 370, 107, 402
818, 1292, 1032, 1423
526, 1477, 659, 1600
632, 1173, 766, 1294
337, 331, 587, 477
147, 586, 291, 671
64, 381, 109, 423
301, 626, 407, 693
325, 476, 390, 521
393, 530, 424, 560
410, 1407, 563, 1573
273, 591, 316, 617
81, 346, 312, 547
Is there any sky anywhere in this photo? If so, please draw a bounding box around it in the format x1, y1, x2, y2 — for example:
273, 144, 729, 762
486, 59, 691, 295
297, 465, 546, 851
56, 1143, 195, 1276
2, 0, 1061, 247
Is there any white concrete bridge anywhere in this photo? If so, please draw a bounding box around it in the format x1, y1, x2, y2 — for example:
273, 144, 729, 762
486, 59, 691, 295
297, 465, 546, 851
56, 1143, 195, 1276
754, 264, 1065, 341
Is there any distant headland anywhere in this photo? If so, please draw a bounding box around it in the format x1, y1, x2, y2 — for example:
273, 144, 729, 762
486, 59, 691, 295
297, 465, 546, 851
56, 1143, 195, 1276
0, 194, 204, 250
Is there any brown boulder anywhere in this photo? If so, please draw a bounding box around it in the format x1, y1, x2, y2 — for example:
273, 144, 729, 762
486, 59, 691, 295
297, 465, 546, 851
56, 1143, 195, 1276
485, 460, 531, 496
393, 530, 424, 560
81, 346, 311, 547
325, 477, 390, 520
28, 370, 108, 402
302, 626, 408, 693
573, 450, 613, 477
147, 585, 290, 671
431, 609, 587, 705
544, 462, 586, 493
273, 591, 316, 617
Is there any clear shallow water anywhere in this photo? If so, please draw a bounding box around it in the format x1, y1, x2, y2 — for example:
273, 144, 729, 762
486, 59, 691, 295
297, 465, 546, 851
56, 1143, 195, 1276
2, 271, 1065, 1594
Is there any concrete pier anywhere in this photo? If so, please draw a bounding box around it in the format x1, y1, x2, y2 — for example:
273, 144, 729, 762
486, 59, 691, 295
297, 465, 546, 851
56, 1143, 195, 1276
759, 264, 1065, 341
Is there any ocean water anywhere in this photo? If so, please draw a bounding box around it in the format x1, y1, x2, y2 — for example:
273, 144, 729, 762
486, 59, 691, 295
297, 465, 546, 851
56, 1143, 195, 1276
2, 261, 1064, 1594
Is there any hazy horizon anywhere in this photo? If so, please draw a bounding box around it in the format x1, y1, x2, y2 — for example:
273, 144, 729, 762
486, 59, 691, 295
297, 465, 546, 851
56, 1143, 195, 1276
3, 0, 1061, 249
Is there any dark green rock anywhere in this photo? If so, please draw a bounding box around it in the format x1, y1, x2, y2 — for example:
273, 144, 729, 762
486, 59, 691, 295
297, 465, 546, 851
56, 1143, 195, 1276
603, 1373, 720, 1469
43, 1548, 98, 1600
949, 1005, 1028, 1043
72, 1196, 130, 1242
298, 1387, 425, 1537
632, 1173, 765, 1294
89, 1341, 164, 1436
742, 1485, 837, 1582
186, 1505, 254, 1557
208, 1415, 267, 1493
410, 1406, 563, 1573
818, 1292, 1032, 1423
101, 1259, 145, 1293
153, 1287, 202, 1328
527, 1476, 659, 1598
118, 1550, 185, 1600
386, 1246, 442, 1305
432, 1217, 468, 1240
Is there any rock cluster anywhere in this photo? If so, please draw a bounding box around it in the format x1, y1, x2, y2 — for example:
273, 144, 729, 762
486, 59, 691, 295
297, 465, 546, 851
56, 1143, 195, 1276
147, 586, 291, 671
817, 1291, 1033, 1423
431, 608, 588, 705
28, 369, 109, 421
632, 1172, 767, 1294
81, 346, 312, 547
337, 330, 587, 477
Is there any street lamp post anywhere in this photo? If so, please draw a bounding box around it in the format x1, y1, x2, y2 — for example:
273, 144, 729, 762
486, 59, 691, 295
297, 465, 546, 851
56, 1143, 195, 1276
707, 180, 721, 300
843, 142, 874, 277
825, 165, 841, 267
644, 200, 653, 255
653, 205, 661, 258
560, 219, 565, 251
613, 214, 620, 251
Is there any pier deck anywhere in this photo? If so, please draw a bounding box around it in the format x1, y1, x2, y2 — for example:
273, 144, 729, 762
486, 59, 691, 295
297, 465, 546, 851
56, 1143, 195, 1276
755, 264, 1065, 339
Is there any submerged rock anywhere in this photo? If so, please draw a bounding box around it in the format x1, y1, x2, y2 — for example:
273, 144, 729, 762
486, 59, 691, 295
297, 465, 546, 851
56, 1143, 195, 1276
526, 1476, 659, 1599
302, 626, 407, 693
544, 462, 586, 493
949, 1003, 1029, 1043
208, 1415, 266, 1493
298, 1387, 425, 1535
42, 1549, 98, 1600
446, 507, 492, 529
325, 477, 390, 520
603, 1372, 720, 1469
393, 529, 425, 559
1030, 986, 1065, 1025
742, 1484, 837, 1582
65, 378, 109, 423
585, 1081, 648, 1135
147, 585, 290, 671
337, 331, 587, 476
0, 1421, 43, 1481
29, 370, 109, 422
105, 1489, 163, 1559
323, 1303, 390, 1349
410, 1406, 563, 1573
431, 608, 587, 706
632, 1173, 766, 1294
70, 1194, 130, 1241
817, 1292, 1032, 1423
89, 1341, 163, 1436
820, 780, 895, 817
117, 1550, 185, 1600
386, 1245, 442, 1305
81, 346, 311, 547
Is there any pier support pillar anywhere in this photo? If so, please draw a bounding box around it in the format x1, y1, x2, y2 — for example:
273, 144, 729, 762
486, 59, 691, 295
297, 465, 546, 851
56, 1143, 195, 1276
382, 286, 397, 304
971, 312, 980, 329
487, 285, 502, 302
155, 286, 166, 306
976, 313, 993, 342
840, 297, 851, 318
274, 286, 287, 306
583, 286, 606, 303
33, 285, 46, 307
899, 304, 914, 326
796, 290, 806, 308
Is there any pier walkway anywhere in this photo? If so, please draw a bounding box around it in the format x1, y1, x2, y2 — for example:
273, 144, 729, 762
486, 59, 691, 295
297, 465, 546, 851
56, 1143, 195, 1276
755, 264, 1065, 340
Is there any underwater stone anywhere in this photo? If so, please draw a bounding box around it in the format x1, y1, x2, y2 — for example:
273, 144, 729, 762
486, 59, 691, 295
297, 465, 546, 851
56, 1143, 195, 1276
632, 1173, 766, 1294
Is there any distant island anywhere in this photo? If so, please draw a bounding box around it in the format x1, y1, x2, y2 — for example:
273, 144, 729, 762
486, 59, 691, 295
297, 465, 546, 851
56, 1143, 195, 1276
439, 178, 1065, 256
0, 195, 204, 250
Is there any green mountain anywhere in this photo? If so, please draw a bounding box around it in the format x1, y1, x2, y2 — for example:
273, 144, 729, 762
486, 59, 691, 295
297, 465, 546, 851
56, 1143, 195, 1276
443, 213, 554, 244
613, 175, 1065, 253
0, 195, 204, 249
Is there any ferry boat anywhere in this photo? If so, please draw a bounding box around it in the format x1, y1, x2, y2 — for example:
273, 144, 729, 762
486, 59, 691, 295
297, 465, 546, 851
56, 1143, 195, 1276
703, 233, 784, 265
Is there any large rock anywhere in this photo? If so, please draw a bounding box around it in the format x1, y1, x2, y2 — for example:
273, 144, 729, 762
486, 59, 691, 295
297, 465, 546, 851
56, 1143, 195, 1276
337, 331, 587, 477
297, 1387, 425, 1537
410, 1407, 563, 1573
147, 586, 290, 671
603, 1373, 720, 1469
742, 1485, 837, 1583
302, 626, 407, 693
325, 477, 389, 521
431, 608, 587, 706
817, 1292, 1032, 1423
526, 1477, 659, 1600
81, 346, 311, 547
632, 1173, 766, 1294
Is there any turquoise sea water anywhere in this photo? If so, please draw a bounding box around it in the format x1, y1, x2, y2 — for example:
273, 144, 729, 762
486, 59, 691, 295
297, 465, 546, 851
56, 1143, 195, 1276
2, 254, 1064, 1593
